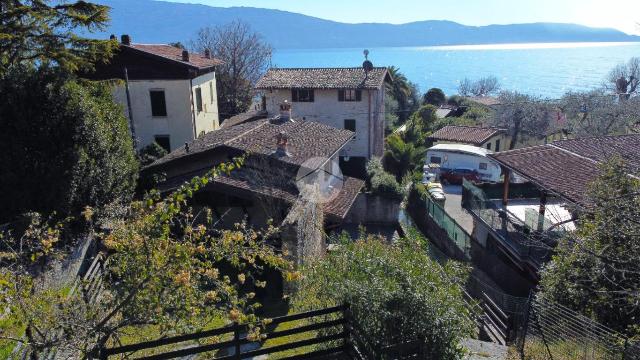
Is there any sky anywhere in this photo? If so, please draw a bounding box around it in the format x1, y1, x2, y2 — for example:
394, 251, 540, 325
168, 0, 640, 35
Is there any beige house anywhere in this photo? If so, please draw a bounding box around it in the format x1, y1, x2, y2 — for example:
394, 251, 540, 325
428, 125, 510, 152
87, 35, 221, 152
256, 66, 392, 176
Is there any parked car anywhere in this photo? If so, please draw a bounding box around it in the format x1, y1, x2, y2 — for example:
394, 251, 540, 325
426, 144, 501, 182
440, 168, 481, 185
426, 182, 446, 204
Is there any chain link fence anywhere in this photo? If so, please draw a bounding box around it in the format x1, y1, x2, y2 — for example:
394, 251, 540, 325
518, 296, 639, 360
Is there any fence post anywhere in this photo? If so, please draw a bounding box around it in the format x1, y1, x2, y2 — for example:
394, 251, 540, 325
233, 323, 241, 360
342, 303, 351, 354
518, 292, 533, 360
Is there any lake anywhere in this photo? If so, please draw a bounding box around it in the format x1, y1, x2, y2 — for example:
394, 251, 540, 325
272, 42, 640, 98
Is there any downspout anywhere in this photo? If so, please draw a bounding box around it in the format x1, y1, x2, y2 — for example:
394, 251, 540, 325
189, 70, 197, 140
123, 67, 137, 148
368, 90, 372, 158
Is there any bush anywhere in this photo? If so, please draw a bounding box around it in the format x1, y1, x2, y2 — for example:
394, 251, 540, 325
0, 66, 138, 222
293, 234, 475, 359
366, 158, 404, 200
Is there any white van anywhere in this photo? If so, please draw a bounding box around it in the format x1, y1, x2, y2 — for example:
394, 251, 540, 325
425, 143, 502, 183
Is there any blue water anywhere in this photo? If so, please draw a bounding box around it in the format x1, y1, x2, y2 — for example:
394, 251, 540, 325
272, 42, 640, 98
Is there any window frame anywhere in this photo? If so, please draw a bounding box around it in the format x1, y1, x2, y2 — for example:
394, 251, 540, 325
149, 89, 167, 117
479, 162, 488, 170
154, 135, 171, 152
495, 139, 501, 151
430, 156, 442, 164
338, 89, 362, 102
195, 87, 203, 113
292, 89, 314, 102
344, 119, 356, 132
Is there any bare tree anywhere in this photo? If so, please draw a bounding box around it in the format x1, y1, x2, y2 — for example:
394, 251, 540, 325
489, 91, 553, 150
190, 20, 272, 118
457, 76, 501, 97
607, 57, 640, 95
560, 89, 640, 137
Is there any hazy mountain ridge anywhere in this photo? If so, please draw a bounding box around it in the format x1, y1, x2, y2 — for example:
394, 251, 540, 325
94, 0, 640, 48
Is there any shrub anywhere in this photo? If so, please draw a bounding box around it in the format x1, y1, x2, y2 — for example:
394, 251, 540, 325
423, 88, 446, 106
366, 158, 404, 200
0, 66, 138, 222
293, 234, 475, 359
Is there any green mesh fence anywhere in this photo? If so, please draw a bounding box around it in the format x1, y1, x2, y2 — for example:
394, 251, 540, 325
425, 197, 471, 257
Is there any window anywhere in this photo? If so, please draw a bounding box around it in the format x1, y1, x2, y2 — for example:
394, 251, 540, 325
154, 135, 171, 152
149, 90, 167, 117
338, 89, 362, 102
495, 139, 501, 151
344, 119, 356, 132
292, 89, 314, 102
430, 156, 442, 164
209, 82, 215, 104
479, 162, 488, 170
486, 142, 492, 150
195, 88, 203, 112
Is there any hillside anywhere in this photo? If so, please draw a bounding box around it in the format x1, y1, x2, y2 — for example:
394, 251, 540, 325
93, 0, 640, 49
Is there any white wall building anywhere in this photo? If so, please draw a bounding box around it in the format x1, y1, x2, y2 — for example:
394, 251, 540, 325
88, 35, 221, 152
256, 66, 391, 176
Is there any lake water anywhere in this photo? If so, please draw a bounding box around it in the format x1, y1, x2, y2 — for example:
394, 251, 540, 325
272, 42, 640, 98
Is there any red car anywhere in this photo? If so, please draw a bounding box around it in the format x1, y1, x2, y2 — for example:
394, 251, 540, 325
440, 168, 481, 185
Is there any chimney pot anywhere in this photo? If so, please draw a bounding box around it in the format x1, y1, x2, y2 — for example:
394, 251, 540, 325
204, 49, 211, 59
121, 34, 131, 45
182, 50, 190, 62
279, 100, 292, 120
273, 131, 290, 157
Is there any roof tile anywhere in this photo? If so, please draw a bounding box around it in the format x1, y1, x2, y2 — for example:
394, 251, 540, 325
256, 67, 390, 90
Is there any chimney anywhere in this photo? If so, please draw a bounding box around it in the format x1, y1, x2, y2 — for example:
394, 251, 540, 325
109, 34, 116, 40
204, 49, 211, 59
279, 100, 292, 121
182, 50, 190, 62
273, 131, 291, 157
185, 142, 190, 153
121, 34, 131, 45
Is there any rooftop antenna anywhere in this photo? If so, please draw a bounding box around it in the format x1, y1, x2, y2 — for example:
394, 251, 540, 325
363, 49, 373, 79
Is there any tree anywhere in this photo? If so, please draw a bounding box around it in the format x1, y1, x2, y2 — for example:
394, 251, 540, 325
457, 76, 501, 97
383, 134, 426, 181
190, 20, 272, 118
293, 232, 475, 359
0, 66, 138, 223
560, 89, 640, 137
0, 159, 294, 357
489, 91, 553, 150
539, 158, 640, 336
0, 0, 117, 74
423, 88, 446, 106
366, 158, 404, 200
607, 57, 639, 95
386, 66, 420, 123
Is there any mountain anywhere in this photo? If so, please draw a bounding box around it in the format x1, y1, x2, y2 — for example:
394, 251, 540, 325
93, 0, 640, 49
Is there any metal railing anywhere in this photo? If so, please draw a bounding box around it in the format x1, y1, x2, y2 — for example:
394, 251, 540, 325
425, 197, 472, 257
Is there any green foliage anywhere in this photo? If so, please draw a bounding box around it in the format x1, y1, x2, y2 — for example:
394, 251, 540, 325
423, 88, 446, 106
386, 66, 420, 123
0, 158, 294, 356
366, 158, 404, 200
293, 234, 475, 359
383, 134, 426, 181
0, 0, 117, 74
539, 158, 640, 337
0, 66, 138, 223
411, 104, 439, 131
138, 142, 168, 167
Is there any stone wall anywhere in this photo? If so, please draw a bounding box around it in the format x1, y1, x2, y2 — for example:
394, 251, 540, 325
344, 193, 401, 225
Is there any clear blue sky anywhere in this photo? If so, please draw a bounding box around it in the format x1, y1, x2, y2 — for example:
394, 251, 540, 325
167, 0, 640, 35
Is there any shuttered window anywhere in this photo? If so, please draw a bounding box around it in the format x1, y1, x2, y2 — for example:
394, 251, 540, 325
292, 89, 314, 102
154, 135, 171, 152
338, 89, 361, 102
344, 119, 356, 132
150, 90, 167, 117
195, 87, 203, 112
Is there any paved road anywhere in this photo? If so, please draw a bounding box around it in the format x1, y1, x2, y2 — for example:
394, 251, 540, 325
442, 185, 474, 235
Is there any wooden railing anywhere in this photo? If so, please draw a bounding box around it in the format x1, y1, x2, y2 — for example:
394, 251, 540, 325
98, 305, 350, 360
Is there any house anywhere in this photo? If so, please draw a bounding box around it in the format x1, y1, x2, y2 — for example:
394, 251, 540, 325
86, 35, 222, 152
144, 102, 365, 231
428, 125, 510, 152
461, 134, 640, 290
255, 65, 392, 177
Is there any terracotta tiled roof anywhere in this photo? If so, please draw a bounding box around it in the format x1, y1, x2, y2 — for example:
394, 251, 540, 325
220, 110, 268, 129
255, 67, 391, 90
429, 125, 505, 145
150, 119, 355, 168
465, 96, 501, 106
127, 44, 222, 69
322, 177, 365, 220
490, 134, 640, 205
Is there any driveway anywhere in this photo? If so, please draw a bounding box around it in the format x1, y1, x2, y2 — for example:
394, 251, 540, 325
442, 185, 474, 235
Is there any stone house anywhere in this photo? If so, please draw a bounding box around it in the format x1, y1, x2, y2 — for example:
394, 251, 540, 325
255, 66, 392, 177
86, 35, 221, 152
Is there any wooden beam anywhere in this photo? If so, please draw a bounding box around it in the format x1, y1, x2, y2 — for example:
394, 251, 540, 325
502, 168, 511, 206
